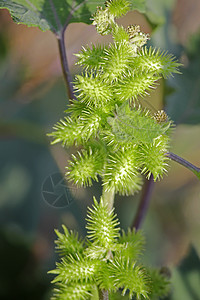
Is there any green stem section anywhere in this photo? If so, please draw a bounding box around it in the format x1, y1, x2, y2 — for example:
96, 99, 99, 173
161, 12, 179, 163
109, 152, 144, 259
90, 285, 99, 300
102, 186, 115, 211
97, 186, 115, 300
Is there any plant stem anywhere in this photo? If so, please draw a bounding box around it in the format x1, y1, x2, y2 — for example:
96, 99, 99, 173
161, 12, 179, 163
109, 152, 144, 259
99, 290, 109, 300
131, 174, 154, 231
102, 186, 115, 211
57, 30, 75, 101
49, 0, 74, 100
98, 187, 115, 300
165, 152, 200, 179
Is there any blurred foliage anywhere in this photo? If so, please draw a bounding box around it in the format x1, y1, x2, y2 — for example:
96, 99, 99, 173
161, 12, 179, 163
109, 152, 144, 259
0, 229, 50, 300
167, 31, 200, 124
167, 247, 200, 300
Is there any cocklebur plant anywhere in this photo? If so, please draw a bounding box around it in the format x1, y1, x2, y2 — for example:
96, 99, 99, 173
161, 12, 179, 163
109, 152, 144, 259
49, 0, 181, 299
49, 198, 170, 300
1, 0, 200, 299
50, 0, 180, 198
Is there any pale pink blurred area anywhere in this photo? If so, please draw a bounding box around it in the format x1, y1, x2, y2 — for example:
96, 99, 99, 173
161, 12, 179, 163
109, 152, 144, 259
173, 0, 200, 44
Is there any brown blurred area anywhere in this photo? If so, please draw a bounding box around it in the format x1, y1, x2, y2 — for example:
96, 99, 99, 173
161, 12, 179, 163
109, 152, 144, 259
173, 0, 200, 44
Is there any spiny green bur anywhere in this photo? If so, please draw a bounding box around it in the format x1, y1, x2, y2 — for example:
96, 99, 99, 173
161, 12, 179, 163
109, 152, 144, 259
50, 198, 170, 299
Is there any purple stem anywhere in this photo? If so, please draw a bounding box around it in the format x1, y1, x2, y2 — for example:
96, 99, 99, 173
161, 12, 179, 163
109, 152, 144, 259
131, 174, 155, 231
165, 152, 200, 175
55, 1, 88, 101
49, 0, 77, 101
57, 30, 75, 101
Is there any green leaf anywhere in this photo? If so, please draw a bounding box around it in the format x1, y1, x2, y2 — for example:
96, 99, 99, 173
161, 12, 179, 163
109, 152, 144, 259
0, 0, 103, 32
108, 105, 170, 145
0, 0, 49, 31
0, 0, 146, 33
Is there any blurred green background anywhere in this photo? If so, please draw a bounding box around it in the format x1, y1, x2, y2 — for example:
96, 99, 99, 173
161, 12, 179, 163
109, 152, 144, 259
0, 0, 200, 299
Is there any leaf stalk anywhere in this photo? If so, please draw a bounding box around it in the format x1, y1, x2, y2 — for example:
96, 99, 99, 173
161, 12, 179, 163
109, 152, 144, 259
131, 174, 155, 231
165, 152, 200, 179
57, 30, 75, 100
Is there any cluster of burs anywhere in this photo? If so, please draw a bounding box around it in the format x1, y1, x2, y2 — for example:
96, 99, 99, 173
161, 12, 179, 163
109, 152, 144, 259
50, 1, 181, 299
51, 0, 180, 196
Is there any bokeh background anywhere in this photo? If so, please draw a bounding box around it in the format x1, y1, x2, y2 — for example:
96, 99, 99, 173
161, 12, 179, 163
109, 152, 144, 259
0, 0, 200, 299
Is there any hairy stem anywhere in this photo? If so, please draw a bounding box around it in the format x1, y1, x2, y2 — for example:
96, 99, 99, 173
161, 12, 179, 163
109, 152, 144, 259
165, 152, 200, 178
98, 186, 115, 300
131, 174, 154, 231
57, 30, 75, 101
102, 186, 115, 211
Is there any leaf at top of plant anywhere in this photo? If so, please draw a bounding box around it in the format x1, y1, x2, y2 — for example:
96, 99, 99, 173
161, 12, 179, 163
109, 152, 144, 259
0, 0, 147, 33
0, 0, 101, 32
108, 103, 171, 145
